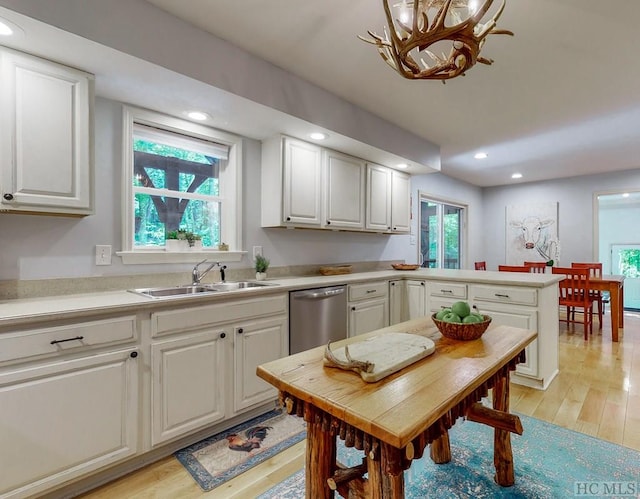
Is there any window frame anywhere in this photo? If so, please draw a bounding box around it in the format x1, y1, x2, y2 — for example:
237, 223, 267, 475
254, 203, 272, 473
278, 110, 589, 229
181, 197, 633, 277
118, 105, 245, 264
417, 191, 467, 269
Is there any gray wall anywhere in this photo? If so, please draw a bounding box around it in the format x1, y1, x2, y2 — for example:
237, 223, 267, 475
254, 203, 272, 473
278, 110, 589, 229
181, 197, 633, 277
0, 98, 451, 281
482, 170, 640, 271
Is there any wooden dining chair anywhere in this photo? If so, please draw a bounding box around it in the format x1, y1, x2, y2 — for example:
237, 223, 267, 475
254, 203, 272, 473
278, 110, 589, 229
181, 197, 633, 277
571, 262, 604, 330
552, 267, 593, 340
524, 261, 547, 273
498, 265, 530, 272
474, 261, 487, 270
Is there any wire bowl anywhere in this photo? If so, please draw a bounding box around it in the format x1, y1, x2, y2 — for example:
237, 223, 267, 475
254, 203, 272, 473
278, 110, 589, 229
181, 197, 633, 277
431, 313, 492, 341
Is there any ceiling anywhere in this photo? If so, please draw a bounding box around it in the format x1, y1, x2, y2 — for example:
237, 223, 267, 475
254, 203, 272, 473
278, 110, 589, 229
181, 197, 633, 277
2, 1, 640, 187
142, 0, 640, 187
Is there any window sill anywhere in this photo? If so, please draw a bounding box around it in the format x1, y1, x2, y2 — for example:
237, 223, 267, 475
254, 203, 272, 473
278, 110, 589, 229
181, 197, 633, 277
116, 250, 246, 265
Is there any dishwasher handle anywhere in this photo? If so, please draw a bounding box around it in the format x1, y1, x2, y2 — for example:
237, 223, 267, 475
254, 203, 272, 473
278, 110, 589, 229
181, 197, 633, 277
293, 286, 345, 300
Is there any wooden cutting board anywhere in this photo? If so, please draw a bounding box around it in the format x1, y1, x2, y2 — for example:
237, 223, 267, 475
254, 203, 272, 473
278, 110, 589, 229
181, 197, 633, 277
323, 332, 436, 382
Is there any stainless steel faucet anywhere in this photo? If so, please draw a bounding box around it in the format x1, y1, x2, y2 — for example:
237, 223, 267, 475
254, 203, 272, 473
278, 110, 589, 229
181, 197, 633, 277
192, 259, 217, 285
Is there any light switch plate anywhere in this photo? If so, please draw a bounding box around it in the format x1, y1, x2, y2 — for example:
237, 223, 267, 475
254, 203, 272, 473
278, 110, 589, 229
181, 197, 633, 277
96, 245, 112, 265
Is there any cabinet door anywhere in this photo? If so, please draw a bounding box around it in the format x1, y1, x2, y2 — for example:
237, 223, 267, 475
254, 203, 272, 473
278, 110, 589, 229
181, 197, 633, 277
391, 170, 411, 233
0, 48, 93, 214
0, 349, 138, 498
389, 280, 405, 325
365, 163, 392, 231
475, 302, 539, 378
324, 150, 365, 229
233, 316, 287, 413
282, 137, 323, 226
151, 330, 226, 446
406, 280, 427, 319
349, 298, 389, 337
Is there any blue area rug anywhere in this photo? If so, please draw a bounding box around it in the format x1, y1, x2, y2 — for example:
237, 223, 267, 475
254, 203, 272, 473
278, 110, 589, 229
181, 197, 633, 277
175, 409, 306, 491
258, 413, 640, 498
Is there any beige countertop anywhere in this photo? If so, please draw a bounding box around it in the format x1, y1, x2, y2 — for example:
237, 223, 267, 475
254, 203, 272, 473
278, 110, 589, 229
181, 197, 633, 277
0, 268, 562, 328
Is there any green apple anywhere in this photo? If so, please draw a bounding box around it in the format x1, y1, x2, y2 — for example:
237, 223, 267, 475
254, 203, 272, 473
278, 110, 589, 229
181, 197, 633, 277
471, 313, 485, 321
442, 312, 462, 323
451, 301, 471, 318
435, 308, 451, 320
462, 314, 481, 324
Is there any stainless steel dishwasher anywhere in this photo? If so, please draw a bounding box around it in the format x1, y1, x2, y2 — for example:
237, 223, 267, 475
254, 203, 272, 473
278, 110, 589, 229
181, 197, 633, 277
289, 285, 347, 354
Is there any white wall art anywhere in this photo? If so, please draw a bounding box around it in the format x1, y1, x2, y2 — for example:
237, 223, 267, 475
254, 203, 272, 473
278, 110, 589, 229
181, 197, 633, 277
506, 202, 560, 266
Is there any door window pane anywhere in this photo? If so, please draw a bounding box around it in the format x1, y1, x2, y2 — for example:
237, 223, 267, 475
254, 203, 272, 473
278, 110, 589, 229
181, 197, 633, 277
419, 198, 464, 269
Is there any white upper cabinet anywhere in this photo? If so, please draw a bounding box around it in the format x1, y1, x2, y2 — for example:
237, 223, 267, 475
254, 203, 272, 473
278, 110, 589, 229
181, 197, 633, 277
366, 163, 411, 233
391, 169, 411, 233
366, 163, 392, 232
262, 135, 322, 227
0, 47, 94, 215
324, 149, 365, 230
262, 135, 410, 234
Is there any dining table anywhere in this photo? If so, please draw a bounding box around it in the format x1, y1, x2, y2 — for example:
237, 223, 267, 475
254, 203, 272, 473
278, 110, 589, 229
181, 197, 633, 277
257, 317, 536, 498
590, 275, 625, 342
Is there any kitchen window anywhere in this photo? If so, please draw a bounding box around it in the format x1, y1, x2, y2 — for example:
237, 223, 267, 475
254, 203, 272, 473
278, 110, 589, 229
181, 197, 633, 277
118, 106, 244, 264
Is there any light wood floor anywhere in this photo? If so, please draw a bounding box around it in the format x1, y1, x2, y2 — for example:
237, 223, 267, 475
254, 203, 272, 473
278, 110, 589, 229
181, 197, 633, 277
81, 311, 640, 499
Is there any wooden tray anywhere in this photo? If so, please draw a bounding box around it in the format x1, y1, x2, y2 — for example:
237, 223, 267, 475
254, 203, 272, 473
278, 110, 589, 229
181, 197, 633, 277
323, 332, 435, 382
392, 263, 420, 270
319, 265, 352, 275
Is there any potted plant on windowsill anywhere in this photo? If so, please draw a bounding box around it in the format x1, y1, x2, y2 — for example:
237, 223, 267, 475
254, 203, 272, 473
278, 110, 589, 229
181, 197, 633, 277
255, 254, 270, 281
165, 230, 202, 251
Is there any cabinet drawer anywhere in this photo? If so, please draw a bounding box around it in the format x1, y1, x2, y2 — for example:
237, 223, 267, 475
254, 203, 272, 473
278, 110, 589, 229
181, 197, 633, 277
152, 294, 287, 336
0, 315, 137, 364
470, 285, 537, 307
427, 281, 467, 299
348, 281, 388, 302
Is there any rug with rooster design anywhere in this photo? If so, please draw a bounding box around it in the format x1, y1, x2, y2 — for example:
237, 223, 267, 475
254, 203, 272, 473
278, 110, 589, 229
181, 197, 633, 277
175, 408, 306, 491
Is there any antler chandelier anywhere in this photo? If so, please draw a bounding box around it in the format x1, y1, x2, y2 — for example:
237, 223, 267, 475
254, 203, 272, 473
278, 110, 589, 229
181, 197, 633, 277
360, 0, 513, 81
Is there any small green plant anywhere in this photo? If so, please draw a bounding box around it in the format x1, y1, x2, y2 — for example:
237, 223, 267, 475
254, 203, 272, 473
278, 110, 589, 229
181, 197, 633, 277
166, 229, 201, 247
255, 254, 270, 273
166, 230, 179, 240
184, 232, 201, 247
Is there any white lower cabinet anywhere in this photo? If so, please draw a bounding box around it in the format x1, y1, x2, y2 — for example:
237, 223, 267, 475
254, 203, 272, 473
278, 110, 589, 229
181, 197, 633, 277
390, 280, 427, 325
151, 330, 227, 446
469, 283, 558, 389
348, 281, 389, 336
406, 280, 427, 320
233, 317, 287, 413
0, 348, 138, 499
149, 294, 288, 447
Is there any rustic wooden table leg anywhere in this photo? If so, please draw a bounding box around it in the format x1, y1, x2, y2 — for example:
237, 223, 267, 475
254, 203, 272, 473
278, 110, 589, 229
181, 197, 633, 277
368, 443, 405, 498
492, 368, 515, 486
429, 430, 451, 464
305, 405, 336, 499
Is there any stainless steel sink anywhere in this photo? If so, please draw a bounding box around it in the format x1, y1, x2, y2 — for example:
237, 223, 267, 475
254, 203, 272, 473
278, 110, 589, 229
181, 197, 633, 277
209, 281, 275, 291
129, 281, 276, 298
129, 285, 221, 298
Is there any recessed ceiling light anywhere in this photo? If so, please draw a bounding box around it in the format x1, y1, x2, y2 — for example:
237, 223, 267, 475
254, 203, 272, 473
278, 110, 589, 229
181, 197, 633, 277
309, 132, 328, 140
0, 18, 23, 37
0, 21, 13, 36
622, 193, 630, 198
187, 111, 208, 121
511, 173, 523, 179
474, 152, 488, 160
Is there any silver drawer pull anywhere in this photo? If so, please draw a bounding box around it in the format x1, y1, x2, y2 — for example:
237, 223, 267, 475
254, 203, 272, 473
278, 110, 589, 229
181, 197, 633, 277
440, 289, 453, 294
366, 289, 376, 294
50, 335, 84, 345
494, 293, 510, 298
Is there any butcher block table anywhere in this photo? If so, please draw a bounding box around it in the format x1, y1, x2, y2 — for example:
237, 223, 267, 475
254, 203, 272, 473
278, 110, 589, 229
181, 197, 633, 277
257, 317, 537, 499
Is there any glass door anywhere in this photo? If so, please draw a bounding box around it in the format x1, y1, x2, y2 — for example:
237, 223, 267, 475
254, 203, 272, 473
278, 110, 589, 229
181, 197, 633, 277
419, 196, 464, 269
597, 191, 640, 310
611, 245, 640, 310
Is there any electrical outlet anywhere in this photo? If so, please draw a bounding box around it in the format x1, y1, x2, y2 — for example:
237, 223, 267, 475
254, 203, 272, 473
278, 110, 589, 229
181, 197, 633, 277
95, 245, 112, 265
253, 246, 263, 259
